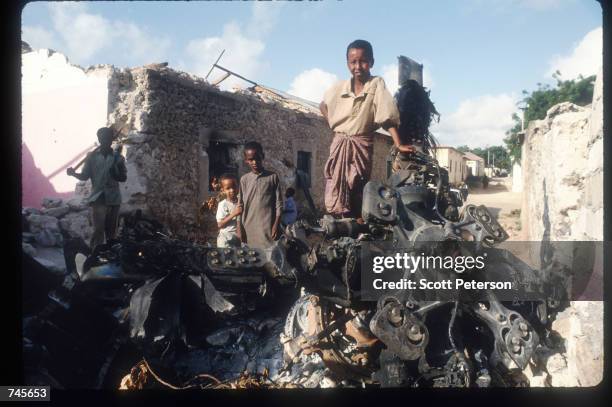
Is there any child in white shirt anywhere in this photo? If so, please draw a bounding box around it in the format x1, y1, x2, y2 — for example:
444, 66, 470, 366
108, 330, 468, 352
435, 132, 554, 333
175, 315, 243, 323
215, 174, 242, 247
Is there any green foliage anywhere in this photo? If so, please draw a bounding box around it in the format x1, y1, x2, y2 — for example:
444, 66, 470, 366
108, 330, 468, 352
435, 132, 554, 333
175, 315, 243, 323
504, 73, 596, 163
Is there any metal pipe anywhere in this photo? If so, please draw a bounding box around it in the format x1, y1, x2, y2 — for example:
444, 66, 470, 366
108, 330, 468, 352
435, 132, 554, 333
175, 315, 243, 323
204, 49, 225, 81
213, 64, 258, 87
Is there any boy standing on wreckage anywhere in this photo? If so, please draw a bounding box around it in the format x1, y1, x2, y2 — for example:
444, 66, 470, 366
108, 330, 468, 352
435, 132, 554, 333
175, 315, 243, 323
319, 39, 416, 219
67, 127, 127, 249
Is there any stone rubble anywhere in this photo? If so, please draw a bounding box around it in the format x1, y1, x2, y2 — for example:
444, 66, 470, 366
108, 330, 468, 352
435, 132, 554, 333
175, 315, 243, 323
22, 195, 94, 275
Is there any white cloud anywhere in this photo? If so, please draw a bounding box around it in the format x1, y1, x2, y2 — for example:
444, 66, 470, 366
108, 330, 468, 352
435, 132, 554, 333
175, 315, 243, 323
183, 2, 284, 90
247, 1, 284, 37
49, 2, 113, 61
21, 25, 58, 50
546, 27, 602, 80
381, 64, 399, 95
431, 93, 518, 148
185, 22, 266, 90
288, 68, 338, 102
114, 21, 171, 63
23, 3, 171, 67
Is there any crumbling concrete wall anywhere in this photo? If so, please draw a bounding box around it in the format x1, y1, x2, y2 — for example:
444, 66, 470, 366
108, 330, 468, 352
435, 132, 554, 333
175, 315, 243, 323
520, 68, 603, 386
21, 48, 112, 207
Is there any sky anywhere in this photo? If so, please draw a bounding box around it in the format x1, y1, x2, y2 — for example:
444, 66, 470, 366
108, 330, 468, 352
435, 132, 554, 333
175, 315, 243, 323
21, 0, 602, 148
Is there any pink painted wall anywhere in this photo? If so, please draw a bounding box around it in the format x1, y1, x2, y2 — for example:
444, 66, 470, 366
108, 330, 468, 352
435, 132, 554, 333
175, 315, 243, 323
21, 49, 110, 208
21, 143, 73, 208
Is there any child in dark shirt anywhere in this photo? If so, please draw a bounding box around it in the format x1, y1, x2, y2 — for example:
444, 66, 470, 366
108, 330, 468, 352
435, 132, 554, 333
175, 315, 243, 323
238, 141, 283, 249
282, 187, 298, 226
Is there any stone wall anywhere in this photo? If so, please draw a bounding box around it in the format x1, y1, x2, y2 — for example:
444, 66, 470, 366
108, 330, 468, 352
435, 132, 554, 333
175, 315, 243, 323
521, 70, 603, 241
107, 66, 394, 242
520, 68, 603, 386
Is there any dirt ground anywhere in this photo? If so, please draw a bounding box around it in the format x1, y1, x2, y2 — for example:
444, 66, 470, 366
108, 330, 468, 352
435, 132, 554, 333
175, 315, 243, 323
464, 176, 522, 240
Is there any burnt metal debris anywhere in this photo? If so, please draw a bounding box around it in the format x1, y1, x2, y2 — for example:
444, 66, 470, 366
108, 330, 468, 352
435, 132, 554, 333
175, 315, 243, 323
23, 153, 565, 389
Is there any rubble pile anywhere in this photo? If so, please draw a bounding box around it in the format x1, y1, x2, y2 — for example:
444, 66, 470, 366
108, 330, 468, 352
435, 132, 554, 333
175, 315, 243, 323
22, 196, 92, 274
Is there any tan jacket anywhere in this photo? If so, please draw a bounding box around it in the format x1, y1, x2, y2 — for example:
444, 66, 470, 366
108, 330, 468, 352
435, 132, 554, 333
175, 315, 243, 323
323, 76, 400, 136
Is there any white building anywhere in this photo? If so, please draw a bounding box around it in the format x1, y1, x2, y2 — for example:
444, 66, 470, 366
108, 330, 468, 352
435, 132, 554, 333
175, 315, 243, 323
462, 151, 485, 177
432, 146, 467, 185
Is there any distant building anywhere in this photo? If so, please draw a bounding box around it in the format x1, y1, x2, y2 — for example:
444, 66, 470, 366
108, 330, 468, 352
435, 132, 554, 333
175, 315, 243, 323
432, 146, 467, 185
462, 151, 485, 177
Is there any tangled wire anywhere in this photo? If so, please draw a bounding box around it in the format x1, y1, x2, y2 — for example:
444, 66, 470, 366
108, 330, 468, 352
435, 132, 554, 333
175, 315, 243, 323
119, 359, 300, 390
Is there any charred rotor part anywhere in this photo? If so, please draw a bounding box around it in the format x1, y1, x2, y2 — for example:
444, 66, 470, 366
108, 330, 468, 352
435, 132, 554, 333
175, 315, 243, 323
362, 184, 399, 225
453, 205, 509, 245
369, 302, 429, 361
468, 294, 539, 370
206, 246, 265, 270
319, 216, 369, 239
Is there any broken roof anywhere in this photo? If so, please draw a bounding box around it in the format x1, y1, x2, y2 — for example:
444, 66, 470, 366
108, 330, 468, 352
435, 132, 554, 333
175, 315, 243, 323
246, 85, 321, 115
462, 151, 485, 162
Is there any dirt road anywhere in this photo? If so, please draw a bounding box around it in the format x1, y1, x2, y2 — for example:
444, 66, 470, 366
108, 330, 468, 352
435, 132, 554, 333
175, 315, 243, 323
464, 176, 522, 240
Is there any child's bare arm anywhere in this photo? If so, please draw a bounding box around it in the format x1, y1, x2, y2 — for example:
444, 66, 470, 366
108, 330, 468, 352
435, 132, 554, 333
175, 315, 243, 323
271, 215, 282, 240
217, 205, 242, 229
388, 126, 415, 154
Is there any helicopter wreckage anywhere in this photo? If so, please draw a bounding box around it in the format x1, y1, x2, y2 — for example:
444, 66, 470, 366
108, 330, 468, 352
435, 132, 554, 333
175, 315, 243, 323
23, 150, 574, 389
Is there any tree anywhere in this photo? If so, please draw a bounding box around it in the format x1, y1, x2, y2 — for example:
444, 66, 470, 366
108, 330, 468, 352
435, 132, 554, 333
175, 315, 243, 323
504, 73, 596, 163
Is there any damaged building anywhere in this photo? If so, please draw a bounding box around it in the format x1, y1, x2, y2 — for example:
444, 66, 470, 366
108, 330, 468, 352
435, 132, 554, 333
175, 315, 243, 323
22, 45, 395, 243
